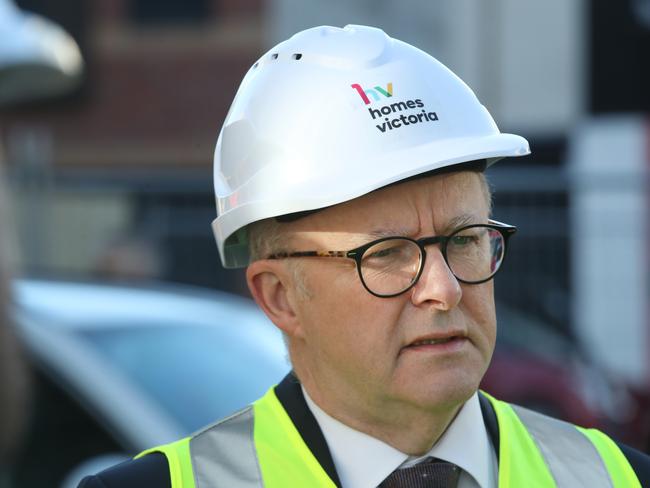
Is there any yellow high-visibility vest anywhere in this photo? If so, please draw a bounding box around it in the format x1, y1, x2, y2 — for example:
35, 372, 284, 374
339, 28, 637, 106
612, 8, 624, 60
137, 388, 641, 488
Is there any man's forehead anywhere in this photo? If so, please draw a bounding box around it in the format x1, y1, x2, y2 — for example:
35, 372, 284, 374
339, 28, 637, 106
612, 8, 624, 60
275, 163, 488, 224
335, 170, 484, 214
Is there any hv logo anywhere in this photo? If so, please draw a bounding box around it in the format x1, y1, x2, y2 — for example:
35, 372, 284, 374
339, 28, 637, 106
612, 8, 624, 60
351, 81, 440, 133
351, 82, 393, 105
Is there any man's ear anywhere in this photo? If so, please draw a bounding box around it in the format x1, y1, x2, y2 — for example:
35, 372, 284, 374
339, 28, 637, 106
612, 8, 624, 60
246, 260, 303, 338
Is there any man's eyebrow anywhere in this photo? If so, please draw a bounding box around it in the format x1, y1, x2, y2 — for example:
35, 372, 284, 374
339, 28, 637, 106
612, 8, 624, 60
367, 227, 412, 239
444, 213, 482, 232
363, 214, 481, 240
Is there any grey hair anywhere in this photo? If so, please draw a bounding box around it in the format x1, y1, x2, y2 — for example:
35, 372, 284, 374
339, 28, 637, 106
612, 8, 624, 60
248, 218, 313, 300
479, 172, 494, 214
248, 218, 288, 262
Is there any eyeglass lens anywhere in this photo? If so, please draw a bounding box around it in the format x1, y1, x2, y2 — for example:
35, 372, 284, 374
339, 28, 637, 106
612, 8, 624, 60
359, 226, 505, 296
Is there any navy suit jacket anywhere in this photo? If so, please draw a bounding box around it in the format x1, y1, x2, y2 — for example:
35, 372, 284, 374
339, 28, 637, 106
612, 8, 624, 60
78, 373, 650, 488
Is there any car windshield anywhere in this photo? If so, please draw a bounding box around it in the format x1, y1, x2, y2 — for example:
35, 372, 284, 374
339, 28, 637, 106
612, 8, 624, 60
80, 324, 289, 433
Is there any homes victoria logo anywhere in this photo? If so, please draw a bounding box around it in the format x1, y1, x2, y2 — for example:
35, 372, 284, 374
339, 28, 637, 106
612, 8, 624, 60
351, 82, 439, 133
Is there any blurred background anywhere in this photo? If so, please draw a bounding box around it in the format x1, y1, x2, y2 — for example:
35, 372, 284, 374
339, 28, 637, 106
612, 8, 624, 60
0, 0, 649, 486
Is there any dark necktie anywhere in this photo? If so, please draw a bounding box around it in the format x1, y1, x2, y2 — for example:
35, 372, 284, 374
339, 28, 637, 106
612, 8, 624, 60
378, 457, 461, 488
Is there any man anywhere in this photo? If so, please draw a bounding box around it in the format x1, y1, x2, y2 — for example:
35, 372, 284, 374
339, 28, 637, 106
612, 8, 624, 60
79, 25, 650, 487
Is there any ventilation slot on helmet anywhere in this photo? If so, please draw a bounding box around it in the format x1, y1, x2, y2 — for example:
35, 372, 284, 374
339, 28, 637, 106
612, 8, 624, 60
271, 53, 278, 60
292, 53, 302, 60
253, 62, 259, 69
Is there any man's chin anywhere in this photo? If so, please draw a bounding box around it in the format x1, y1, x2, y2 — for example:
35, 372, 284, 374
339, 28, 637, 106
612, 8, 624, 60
393, 377, 479, 413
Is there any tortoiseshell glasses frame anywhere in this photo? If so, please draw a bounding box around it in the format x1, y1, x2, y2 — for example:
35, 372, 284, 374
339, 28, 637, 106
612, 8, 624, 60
266, 219, 517, 298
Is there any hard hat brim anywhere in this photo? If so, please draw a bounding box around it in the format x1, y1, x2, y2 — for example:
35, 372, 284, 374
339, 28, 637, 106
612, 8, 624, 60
213, 131, 529, 268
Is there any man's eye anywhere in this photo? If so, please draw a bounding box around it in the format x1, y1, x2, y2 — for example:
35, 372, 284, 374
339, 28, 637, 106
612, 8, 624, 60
367, 247, 400, 259
451, 235, 477, 246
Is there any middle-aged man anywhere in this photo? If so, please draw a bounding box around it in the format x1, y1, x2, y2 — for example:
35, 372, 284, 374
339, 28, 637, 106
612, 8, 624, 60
79, 25, 650, 488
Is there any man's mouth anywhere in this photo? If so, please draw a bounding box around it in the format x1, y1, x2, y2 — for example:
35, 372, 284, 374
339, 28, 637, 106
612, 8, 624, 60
409, 337, 457, 346
402, 332, 468, 352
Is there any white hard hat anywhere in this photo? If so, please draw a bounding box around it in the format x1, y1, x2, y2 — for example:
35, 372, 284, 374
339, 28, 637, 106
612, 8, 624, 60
212, 24, 530, 268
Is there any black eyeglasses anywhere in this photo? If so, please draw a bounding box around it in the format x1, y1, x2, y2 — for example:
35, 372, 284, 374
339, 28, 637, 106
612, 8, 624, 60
266, 219, 517, 298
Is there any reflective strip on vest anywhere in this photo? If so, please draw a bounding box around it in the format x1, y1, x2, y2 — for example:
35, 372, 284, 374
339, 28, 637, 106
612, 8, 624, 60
578, 427, 642, 488
190, 406, 263, 488
485, 392, 641, 488
512, 404, 613, 486
190, 390, 335, 487
253, 387, 336, 487
139, 389, 336, 487
141, 388, 641, 488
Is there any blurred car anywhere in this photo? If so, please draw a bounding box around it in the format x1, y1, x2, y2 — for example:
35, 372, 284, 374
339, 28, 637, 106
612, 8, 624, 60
9, 279, 290, 488
8, 278, 649, 488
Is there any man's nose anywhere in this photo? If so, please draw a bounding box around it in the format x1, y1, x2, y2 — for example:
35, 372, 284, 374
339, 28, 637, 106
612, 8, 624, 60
410, 247, 462, 310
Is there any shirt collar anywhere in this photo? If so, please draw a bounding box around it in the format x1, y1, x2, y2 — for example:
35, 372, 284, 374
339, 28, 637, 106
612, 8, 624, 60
302, 388, 495, 488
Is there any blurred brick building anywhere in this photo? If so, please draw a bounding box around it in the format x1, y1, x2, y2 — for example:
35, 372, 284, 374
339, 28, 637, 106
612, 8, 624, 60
1, 0, 264, 292
4, 0, 262, 168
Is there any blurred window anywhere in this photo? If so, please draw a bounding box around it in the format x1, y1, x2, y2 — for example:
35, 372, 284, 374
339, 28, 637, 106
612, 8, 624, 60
80, 324, 288, 432
129, 0, 210, 24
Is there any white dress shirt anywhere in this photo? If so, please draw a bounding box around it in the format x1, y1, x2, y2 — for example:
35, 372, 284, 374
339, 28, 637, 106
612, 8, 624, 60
303, 388, 498, 488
